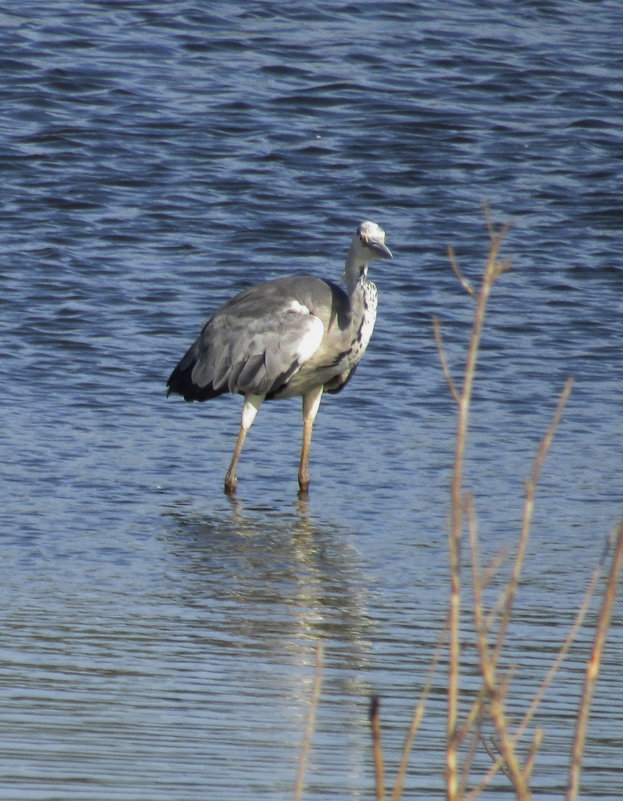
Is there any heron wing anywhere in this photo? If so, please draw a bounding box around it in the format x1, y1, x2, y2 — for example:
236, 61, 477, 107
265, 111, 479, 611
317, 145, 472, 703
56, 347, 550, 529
190, 290, 325, 397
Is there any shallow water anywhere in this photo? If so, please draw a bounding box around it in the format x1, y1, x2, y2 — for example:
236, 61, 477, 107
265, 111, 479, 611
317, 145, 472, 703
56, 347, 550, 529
1, 1, 623, 799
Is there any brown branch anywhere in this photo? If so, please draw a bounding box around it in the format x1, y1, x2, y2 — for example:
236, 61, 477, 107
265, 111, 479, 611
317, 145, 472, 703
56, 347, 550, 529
448, 246, 476, 297
566, 520, 623, 801
294, 641, 324, 801
467, 548, 604, 800
493, 378, 574, 666
446, 223, 508, 801
466, 373, 571, 798
392, 620, 448, 801
433, 317, 460, 404
458, 715, 485, 799
370, 696, 385, 801
480, 734, 511, 780
523, 728, 544, 784
487, 687, 533, 800
469, 477, 532, 799
514, 551, 604, 743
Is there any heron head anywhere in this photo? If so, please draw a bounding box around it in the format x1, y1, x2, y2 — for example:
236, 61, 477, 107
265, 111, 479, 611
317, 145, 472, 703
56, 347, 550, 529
354, 221, 393, 261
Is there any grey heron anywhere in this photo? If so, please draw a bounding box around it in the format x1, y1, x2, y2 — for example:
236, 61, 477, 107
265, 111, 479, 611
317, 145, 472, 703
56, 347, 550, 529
167, 220, 392, 495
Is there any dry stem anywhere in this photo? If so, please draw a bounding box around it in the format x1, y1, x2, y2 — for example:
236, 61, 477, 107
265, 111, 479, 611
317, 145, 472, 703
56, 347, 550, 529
294, 641, 324, 801
493, 378, 574, 666
566, 520, 623, 801
446, 223, 509, 801
392, 620, 448, 801
370, 696, 385, 801
349, 217, 620, 801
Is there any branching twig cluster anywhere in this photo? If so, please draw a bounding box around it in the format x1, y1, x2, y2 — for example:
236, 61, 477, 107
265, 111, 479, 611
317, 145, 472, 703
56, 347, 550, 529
294, 214, 623, 801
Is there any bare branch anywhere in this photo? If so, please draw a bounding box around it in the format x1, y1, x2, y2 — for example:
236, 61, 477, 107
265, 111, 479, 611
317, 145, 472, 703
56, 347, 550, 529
294, 641, 324, 801
433, 317, 460, 404
370, 696, 385, 801
446, 227, 509, 800
514, 545, 604, 742
392, 621, 448, 801
524, 728, 544, 784
493, 378, 574, 666
448, 245, 476, 297
567, 520, 623, 801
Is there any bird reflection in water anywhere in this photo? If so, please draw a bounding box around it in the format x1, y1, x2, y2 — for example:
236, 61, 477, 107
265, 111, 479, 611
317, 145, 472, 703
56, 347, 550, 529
162, 496, 374, 671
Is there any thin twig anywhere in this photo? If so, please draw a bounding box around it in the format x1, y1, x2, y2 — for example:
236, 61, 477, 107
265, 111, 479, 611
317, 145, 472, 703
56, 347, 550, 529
514, 550, 604, 743
567, 519, 623, 801
455, 686, 487, 752
468, 455, 533, 799
449, 496, 501, 759
294, 641, 324, 801
465, 551, 605, 800
486, 686, 532, 800
480, 734, 511, 780
458, 715, 485, 799
467, 379, 574, 796
481, 548, 511, 594
473, 523, 621, 800
433, 317, 460, 404
493, 378, 574, 667
483, 202, 512, 269
523, 728, 544, 784
448, 246, 476, 297
483, 201, 496, 242
370, 696, 385, 801
392, 620, 448, 801
453, 493, 490, 784
446, 224, 508, 801
467, 493, 488, 664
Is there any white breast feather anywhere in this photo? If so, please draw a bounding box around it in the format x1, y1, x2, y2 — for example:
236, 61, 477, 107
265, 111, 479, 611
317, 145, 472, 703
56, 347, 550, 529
297, 315, 325, 364
286, 301, 325, 365
287, 300, 310, 315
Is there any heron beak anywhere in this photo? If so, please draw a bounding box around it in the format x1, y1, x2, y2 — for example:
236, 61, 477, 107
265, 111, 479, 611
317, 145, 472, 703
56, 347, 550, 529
369, 239, 393, 259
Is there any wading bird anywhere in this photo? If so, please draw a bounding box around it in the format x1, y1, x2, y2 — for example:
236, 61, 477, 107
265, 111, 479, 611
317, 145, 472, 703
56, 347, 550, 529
167, 221, 392, 495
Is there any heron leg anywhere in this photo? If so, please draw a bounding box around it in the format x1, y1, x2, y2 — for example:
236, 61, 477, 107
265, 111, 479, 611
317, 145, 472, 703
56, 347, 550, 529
298, 385, 323, 495
224, 393, 264, 495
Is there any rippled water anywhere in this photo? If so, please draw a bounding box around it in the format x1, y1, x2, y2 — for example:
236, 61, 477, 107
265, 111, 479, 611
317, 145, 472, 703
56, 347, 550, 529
2, 1, 623, 799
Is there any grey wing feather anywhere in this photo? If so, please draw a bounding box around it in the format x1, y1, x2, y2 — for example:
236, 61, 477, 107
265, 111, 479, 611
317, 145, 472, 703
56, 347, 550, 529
167, 275, 346, 402
190, 297, 325, 398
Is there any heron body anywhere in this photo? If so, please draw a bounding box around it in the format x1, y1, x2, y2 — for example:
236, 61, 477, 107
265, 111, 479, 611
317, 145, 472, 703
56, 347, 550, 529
167, 221, 392, 495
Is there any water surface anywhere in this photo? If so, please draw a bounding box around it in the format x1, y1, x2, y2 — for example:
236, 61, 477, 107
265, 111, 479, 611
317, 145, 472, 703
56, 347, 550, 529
1, 1, 622, 799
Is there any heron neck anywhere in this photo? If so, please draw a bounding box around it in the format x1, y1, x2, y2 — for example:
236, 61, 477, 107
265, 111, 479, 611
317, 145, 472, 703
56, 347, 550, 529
343, 250, 369, 295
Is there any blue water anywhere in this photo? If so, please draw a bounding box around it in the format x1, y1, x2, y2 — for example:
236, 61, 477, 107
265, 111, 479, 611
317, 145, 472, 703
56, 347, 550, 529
1, 1, 622, 799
